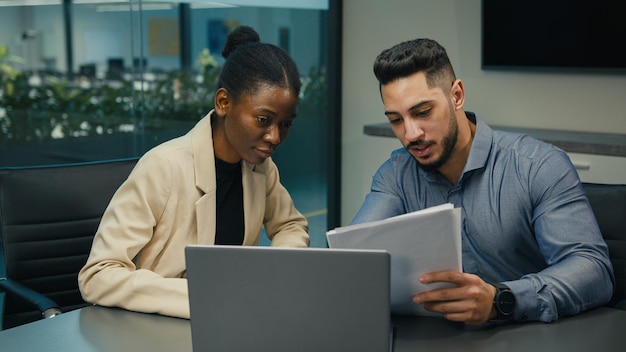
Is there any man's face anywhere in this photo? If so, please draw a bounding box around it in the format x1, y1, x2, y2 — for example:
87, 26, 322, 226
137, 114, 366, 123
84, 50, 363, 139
381, 72, 458, 171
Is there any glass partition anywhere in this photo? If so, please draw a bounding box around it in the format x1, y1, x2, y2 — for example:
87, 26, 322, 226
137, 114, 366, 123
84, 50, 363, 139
0, 0, 337, 247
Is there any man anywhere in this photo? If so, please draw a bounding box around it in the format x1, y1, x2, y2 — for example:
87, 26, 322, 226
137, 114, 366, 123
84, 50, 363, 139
352, 38, 614, 325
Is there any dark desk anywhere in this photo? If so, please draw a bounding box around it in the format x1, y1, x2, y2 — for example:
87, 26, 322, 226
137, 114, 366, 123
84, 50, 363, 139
1, 306, 624, 351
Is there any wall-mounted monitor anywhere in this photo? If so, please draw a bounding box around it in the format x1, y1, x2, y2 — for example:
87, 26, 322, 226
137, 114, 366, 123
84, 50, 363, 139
482, 0, 626, 71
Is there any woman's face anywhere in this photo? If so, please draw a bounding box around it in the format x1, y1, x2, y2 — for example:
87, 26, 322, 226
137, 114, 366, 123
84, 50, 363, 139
214, 84, 298, 165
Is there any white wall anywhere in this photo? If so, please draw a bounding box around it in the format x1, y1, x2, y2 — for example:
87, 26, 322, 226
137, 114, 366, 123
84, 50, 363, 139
341, 0, 626, 225
0, 7, 45, 71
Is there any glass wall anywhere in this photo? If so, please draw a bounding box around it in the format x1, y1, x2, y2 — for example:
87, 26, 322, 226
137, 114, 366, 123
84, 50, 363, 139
0, 0, 338, 247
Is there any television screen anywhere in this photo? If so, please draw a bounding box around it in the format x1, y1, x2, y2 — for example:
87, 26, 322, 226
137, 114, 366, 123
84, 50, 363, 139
482, 0, 626, 70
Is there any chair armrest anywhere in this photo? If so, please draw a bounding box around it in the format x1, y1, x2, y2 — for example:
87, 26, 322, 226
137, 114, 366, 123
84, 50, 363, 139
0, 278, 62, 319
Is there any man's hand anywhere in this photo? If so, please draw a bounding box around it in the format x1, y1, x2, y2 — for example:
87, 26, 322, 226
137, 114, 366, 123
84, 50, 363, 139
412, 270, 498, 325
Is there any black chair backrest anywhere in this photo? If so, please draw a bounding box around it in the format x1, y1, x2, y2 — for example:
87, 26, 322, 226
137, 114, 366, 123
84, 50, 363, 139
582, 182, 626, 307
0, 158, 137, 328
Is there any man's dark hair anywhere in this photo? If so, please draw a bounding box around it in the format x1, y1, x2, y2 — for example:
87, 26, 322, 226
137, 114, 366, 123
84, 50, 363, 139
218, 25, 301, 102
373, 38, 456, 91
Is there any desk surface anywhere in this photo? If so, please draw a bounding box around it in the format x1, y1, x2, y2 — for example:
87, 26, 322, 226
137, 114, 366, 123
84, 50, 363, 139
1, 305, 624, 352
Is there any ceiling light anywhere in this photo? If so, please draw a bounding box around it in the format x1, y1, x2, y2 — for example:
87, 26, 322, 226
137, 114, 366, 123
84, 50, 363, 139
189, 2, 236, 9
0, 0, 62, 7
96, 3, 173, 11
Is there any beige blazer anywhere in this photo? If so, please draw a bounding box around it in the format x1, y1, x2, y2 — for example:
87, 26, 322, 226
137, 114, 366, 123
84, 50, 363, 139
78, 113, 309, 319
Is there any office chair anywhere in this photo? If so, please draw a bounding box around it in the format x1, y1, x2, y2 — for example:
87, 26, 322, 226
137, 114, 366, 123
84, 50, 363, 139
582, 182, 626, 309
78, 63, 97, 79
106, 58, 125, 80
0, 158, 138, 330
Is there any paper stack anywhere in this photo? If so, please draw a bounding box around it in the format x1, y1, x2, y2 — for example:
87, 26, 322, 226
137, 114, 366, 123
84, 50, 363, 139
327, 203, 462, 316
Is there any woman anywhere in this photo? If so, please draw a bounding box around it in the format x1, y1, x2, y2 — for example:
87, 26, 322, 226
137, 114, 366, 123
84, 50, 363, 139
78, 26, 310, 319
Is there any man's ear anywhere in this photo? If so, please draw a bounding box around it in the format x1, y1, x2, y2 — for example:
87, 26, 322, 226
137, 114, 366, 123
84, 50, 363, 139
451, 79, 465, 109
214, 88, 230, 116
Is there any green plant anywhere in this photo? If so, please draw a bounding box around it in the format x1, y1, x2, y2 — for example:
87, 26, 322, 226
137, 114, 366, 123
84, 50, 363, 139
1, 46, 328, 145
299, 66, 328, 116
196, 48, 218, 76
0, 44, 25, 97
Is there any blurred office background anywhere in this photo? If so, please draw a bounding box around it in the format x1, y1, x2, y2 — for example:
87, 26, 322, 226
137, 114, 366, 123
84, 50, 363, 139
0, 0, 342, 248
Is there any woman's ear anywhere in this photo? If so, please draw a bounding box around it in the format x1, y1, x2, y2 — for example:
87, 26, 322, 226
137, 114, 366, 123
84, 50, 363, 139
214, 88, 230, 117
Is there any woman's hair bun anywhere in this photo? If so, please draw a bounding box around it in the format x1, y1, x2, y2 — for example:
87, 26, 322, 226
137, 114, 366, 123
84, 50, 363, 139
221, 26, 261, 59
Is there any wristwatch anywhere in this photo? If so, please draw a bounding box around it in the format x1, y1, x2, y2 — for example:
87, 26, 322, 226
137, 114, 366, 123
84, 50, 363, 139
492, 283, 516, 320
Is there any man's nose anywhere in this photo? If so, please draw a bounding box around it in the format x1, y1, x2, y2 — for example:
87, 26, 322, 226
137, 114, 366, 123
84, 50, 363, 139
405, 121, 424, 142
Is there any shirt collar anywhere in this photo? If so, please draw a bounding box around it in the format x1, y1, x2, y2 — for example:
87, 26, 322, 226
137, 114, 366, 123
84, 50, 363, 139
419, 111, 493, 184
463, 111, 493, 174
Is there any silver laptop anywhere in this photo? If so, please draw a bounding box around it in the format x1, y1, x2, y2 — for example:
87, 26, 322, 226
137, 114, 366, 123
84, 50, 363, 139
185, 245, 392, 352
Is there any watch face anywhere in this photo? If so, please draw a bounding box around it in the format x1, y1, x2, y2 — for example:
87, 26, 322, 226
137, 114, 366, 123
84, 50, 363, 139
496, 290, 516, 315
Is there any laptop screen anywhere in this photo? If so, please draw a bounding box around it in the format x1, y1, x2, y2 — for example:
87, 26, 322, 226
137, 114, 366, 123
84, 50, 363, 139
186, 245, 391, 352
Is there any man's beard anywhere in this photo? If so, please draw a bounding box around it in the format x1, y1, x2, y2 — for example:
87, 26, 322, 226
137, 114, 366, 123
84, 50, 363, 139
410, 104, 458, 172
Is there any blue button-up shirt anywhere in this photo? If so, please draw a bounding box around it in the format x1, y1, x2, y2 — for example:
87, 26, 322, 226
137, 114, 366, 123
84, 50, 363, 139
352, 112, 614, 322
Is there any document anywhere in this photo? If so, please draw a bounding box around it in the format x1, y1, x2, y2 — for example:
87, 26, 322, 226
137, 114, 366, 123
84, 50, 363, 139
326, 203, 462, 316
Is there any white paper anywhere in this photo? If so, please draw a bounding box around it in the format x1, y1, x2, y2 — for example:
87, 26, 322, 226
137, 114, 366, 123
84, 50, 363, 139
326, 203, 462, 316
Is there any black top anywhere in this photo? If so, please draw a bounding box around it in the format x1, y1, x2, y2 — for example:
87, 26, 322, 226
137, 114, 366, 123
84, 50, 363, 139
214, 157, 244, 245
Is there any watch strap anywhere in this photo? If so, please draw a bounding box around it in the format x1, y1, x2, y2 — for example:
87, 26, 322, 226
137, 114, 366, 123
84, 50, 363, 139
492, 283, 516, 320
